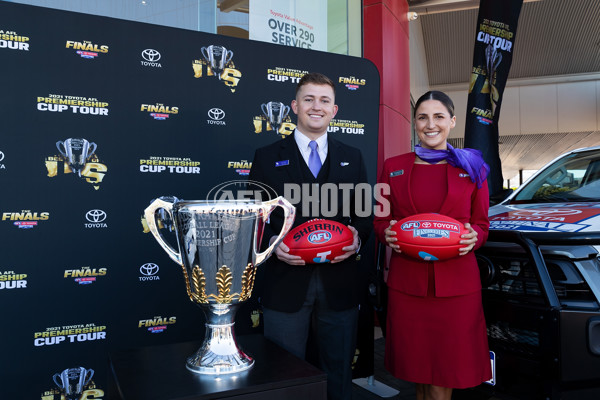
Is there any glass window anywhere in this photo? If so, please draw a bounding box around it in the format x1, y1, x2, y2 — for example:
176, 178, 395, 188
512, 149, 600, 203
6, 0, 362, 56
6, 0, 218, 33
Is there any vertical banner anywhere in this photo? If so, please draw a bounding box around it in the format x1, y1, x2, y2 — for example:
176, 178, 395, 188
249, 0, 327, 51
464, 0, 523, 199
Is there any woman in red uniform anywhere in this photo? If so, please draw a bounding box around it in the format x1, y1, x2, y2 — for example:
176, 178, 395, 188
374, 91, 492, 400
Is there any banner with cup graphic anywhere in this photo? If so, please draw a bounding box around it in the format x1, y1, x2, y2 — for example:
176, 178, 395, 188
464, 0, 523, 198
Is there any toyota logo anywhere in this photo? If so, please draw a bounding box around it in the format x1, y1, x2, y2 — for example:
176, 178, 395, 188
142, 49, 161, 62
208, 108, 225, 120
422, 222, 431, 228
140, 263, 160, 276
0, 151, 4, 162
85, 209, 107, 223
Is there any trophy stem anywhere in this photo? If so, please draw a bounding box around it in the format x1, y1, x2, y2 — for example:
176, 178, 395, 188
186, 303, 254, 374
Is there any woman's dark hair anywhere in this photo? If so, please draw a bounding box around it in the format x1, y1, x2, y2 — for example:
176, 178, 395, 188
414, 90, 455, 117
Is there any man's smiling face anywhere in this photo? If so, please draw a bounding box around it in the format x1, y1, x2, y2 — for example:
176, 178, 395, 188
291, 82, 338, 140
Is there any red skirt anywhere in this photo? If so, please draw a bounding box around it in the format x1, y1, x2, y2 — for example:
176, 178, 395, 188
385, 265, 492, 388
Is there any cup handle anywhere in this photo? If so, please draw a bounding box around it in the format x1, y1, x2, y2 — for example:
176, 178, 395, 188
225, 50, 234, 64
254, 196, 295, 265
83, 368, 94, 386
56, 141, 66, 157
144, 198, 182, 265
200, 46, 209, 60
52, 373, 63, 389
87, 142, 97, 159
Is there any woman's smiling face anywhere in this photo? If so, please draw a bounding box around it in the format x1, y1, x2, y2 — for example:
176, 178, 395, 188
415, 99, 456, 150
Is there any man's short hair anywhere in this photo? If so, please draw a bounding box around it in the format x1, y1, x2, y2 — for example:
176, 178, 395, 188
295, 72, 336, 97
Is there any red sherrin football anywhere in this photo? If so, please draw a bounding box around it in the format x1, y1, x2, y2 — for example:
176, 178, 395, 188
395, 213, 464, 261
283, 219, 354, 264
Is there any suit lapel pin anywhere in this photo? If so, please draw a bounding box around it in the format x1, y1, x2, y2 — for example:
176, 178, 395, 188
340, 162, 349, 166
459, 173, 470, 178
275, 160, 289, 167
390, 169, 404, 177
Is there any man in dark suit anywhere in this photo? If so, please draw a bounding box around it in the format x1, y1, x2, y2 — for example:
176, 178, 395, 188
249, 72, 372, 400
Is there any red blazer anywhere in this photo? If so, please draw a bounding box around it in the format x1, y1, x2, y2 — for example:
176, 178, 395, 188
374, 152, 490, 297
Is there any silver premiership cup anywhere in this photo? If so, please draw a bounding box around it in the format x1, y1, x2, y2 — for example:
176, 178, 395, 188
52, 367, 94, 400
200, 45, 234, 79
144, 197, 295, 374
56, 138, 97, 177
261, 101, 290, 134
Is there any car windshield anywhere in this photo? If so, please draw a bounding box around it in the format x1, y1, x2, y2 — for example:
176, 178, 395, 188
510, 149, 600, 204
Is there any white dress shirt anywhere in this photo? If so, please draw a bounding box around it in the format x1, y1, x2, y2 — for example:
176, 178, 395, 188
294, 129, 328, 167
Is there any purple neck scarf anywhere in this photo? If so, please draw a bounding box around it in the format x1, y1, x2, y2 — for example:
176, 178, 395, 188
414, 143, 490, 188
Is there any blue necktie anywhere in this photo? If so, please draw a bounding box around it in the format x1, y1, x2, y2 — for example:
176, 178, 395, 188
308, 140, 322, 178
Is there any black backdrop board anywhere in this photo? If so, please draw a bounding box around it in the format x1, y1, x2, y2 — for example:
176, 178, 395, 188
0, 2, 380, 398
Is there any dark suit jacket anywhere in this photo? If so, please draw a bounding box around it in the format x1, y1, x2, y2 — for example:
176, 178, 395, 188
373, 152, 489, 297
249, 132, 373, 312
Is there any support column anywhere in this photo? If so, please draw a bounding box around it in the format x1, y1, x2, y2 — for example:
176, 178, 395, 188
363, 0, 412, 178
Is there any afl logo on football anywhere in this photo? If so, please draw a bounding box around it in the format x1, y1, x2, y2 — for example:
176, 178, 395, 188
308, 230, 332, 244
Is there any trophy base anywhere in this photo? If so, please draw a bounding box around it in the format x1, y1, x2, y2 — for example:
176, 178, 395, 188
186, 321, 254, 375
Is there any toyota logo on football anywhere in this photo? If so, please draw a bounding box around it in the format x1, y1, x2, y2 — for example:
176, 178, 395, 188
207, 108, 226, 125
141, 49, 162, 67
86, 209, 107, 223
142, 49, 161, 62
139, 263, 160, 281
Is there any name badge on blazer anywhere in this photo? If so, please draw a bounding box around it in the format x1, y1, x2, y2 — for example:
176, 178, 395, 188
390, 169, 404, 177
275, 160, 289, 167
459, 173, 470, 178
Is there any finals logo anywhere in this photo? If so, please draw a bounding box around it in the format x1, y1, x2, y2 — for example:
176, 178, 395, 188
253, 100, 295, 138
139, 315, 176, 333
66, 39, 109, 59
2, 210, 49, 229
64, 266, 107, 285
141, 103, 179, 120
0, 30, 29, 51
228, 160, 252, 176
339, 75, 366, 91
193, 44, 241, 93
45, 138, 108, 190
